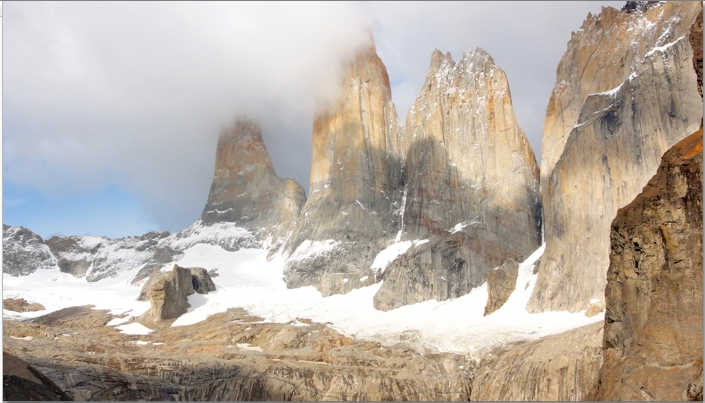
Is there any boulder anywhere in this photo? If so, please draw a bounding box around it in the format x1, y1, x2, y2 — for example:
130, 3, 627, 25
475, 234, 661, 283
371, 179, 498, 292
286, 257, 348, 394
137, 264, 216, 325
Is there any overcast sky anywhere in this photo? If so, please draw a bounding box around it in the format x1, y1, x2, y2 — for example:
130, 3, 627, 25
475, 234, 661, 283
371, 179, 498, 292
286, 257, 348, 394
3, 1, 624, 239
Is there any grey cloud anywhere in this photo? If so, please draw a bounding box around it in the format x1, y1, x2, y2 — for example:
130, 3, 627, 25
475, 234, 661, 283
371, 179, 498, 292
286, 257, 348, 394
3, 1, 624, 234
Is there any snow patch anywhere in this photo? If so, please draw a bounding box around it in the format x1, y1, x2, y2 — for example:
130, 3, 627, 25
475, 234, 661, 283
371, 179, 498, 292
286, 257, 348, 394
116, 322, 153, 335
645, 35, 685, 58
288, 240, 341, 263
371, 239, 428, 274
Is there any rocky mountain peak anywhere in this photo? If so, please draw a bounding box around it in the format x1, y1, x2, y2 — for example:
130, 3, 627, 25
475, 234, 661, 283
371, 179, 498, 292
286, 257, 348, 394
200, 116, 306, 244
282, 35, 405, 296
372, 46, 542, 310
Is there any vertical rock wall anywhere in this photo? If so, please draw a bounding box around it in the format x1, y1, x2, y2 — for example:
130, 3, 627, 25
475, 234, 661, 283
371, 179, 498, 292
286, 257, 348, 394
372, 48, 541, 310
530, 1, 703, 313
590, 128, 703, 401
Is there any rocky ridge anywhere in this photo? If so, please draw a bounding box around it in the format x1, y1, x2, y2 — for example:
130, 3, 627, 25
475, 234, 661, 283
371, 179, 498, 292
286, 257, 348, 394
2, 221, 260, 283
530, 1, 703, 313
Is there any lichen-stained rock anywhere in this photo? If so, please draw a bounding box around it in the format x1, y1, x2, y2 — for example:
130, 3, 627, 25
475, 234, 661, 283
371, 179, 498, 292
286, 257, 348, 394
589, 128, 703, 401
471, 322, 604, 401
2, 224, 57, 276
283, 35, 405, 296
200, 117, 306, 247
530, 1, 703, 313
137, 264, 216, 326
484, 258, 520, 316
373, 48, 541, 310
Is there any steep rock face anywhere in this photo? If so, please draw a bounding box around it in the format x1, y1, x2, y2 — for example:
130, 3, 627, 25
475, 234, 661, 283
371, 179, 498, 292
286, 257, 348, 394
2, 225, 57, 276
530, 1, 703, 312
137, 265, 216, 326
283, 38, 405, 296
471, 322, 603, 401
373, 48, 541, 310
590, 128, 703, 401
484, 258, 520, 316
200, 117, 306, 246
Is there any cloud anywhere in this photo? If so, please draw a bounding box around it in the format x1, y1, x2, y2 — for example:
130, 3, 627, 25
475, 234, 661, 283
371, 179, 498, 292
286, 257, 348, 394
3, 1, 625, 235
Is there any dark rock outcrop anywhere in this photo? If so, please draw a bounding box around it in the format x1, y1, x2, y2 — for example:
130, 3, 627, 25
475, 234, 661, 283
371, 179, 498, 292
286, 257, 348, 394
3, 352, 72, 401
484, 258, 520, 316
530, 1, 703, 313
200, 117, 306, 247
590, 128, 703, 400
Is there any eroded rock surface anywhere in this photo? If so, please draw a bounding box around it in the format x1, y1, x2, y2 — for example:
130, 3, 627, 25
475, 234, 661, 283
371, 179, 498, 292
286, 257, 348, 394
137, 264, 216, 326
3, 351, 72, 401
3, 298, 46, 313
589, 128, 703, 401
4, 307, 473, 401
530, 1, 703, 313
471, 322, 603, 401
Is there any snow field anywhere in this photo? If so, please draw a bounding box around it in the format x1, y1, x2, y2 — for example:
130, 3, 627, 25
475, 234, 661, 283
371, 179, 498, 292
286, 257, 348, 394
3, 242, 603, 354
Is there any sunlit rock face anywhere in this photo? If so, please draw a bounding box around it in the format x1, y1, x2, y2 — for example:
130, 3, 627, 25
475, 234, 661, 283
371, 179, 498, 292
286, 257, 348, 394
529, 1, 703, 313
373, 48, 541, 311
282, 37, 405, 296
200, 117, 306, 247
589, 128, 703, 401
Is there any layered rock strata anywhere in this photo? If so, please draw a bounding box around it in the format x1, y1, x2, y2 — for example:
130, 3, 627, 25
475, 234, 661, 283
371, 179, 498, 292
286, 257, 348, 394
530, 1, 703, 312
283, 38, 405, 296
589, 128, 703, 400
200, 117, 306, 246
4, 306, 473, 401
471, 322, 603, 401
373, 48, 541, 310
